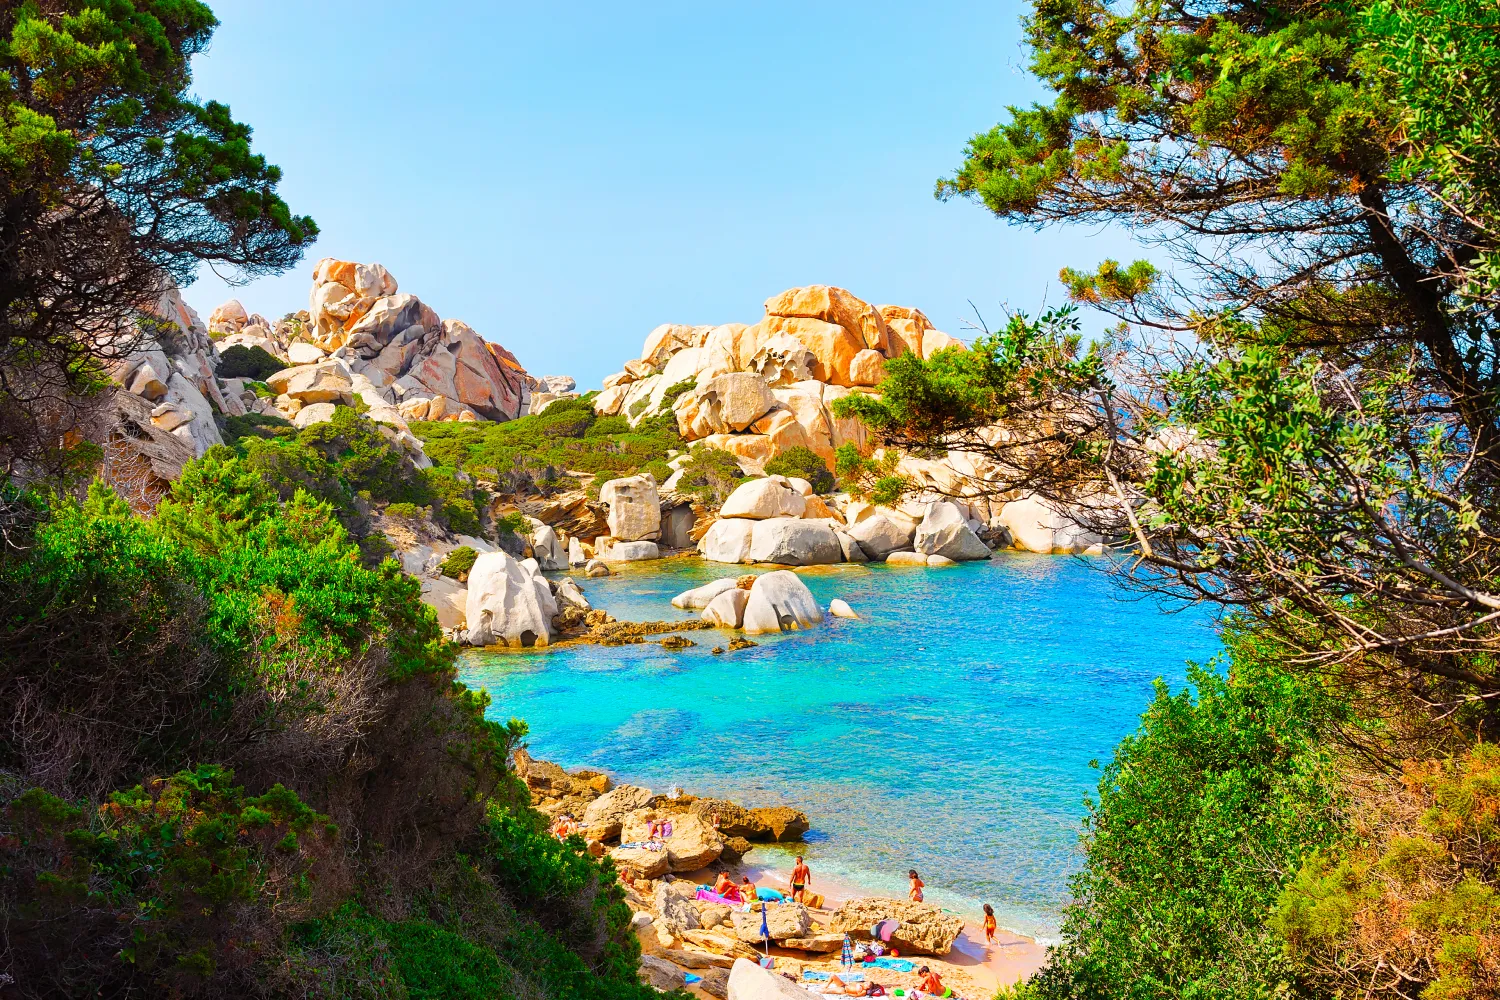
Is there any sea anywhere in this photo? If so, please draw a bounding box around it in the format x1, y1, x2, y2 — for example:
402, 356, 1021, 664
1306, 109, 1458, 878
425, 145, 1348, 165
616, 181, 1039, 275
458, 553, 1220, 944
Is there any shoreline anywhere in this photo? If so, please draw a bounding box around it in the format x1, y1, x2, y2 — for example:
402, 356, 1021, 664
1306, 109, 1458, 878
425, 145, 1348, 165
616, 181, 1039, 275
725, 846, 1048, 994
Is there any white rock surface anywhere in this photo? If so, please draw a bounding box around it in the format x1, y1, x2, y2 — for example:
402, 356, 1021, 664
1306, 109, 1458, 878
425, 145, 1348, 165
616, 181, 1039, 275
464, 551, 557, 647
748, 518, 842, 566
741, 570, 823, 635
672, 577, 739, 609
885, 551, 928, 566
913, 500, 992, 561
699, 519, 755, 564
568, 536, 587, 567
528, 520, 567, 571
829, 599, 858, 619
599, 539, 661, 562
720, 476, 807, 520
600, 474, 662, 541
702, 587, 751, 628
292, 401, 337, 428
847, 511, 917, 560
726, 957, 808, 999
286, 341, 327, 365
999, 495, 1104, 554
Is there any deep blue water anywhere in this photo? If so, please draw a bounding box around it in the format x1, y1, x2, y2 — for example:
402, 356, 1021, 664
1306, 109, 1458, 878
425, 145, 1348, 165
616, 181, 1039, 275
458, 554, 1219, 941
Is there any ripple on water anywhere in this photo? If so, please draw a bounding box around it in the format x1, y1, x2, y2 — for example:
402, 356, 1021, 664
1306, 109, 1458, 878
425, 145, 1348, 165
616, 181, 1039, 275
459, 554, 1219, 942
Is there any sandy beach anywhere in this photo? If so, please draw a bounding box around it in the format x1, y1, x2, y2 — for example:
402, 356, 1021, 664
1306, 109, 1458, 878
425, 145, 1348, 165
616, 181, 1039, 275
725, 851, 1048, 995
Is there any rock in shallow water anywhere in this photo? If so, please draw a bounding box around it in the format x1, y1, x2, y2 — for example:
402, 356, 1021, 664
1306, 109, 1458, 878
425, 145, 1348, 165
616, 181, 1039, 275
672, 577, 739, 609
914, 499, 992, 561
741, 571, 823, 634
829, 598, 858, 619
464, 551, 557, 647
702, 587, 750, 628
747, 517, 842, 565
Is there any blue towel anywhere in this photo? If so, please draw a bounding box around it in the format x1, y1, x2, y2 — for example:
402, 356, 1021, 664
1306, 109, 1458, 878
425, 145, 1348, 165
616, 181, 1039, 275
869, 956, 914, 972
803, 970, 864, 982
756, 887, 785, 901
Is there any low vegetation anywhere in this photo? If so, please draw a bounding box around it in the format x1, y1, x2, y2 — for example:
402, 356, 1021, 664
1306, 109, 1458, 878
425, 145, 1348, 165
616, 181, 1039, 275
412, 395, 683, 494
764, 445, 835, 493
216, 345, 286, 381
0, 462, 661, 999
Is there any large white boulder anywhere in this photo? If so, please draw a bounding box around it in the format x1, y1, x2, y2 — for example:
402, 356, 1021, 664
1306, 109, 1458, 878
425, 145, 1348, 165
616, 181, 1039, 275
847, 510, 917, 560
702, 587, 750, 628
726, 957, 808, 999
913, 500, 992, 561
599, 474, 661, 541
720, 476, 807, 519
672, 577, 739, 609
741, 570, 823, 635
998, 495, 1103, 554
748, 518, 842, 566
583, 784, 654, 832
699, 519, 755, 564
464, 551, 557, 647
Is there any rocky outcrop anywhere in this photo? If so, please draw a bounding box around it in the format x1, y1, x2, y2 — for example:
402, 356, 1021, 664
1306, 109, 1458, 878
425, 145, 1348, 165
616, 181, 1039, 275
464, 551, 557, 647
610, 845, 670, 881
828, 898, 964, 956
997, 494, 1104, 555
727, 958, 808, 999
582, 784, 655, 837
699, 519, 755, 564
600, 474, 661, 541
741, 571, 823, 635
620, 810, 724, 872
730, 903, 811, 943
105, 285, 227, 489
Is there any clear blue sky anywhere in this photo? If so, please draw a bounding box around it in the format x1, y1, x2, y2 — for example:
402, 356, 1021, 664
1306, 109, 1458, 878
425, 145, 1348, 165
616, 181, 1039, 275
188, 1, 1140, 389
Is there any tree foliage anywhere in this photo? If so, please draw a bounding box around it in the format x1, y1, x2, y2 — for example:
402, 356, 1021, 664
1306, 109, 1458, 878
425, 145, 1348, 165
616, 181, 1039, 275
0, 0, 315, 476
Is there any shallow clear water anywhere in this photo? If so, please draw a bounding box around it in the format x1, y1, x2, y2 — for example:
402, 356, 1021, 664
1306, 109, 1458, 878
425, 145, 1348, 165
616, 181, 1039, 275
458, 554, 1219, 942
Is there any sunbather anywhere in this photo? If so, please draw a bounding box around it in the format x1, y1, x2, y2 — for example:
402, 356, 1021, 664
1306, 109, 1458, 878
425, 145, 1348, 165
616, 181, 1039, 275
821, 974, 869, 996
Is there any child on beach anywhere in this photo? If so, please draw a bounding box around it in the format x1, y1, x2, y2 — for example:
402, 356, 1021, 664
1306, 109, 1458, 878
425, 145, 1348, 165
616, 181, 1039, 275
983, 903, 997, 946
908, 869, 925, 903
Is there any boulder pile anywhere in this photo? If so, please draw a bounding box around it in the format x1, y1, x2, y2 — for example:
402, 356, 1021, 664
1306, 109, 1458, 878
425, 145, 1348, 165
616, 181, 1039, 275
209, 258, 556, 429
594, 285, 967, 472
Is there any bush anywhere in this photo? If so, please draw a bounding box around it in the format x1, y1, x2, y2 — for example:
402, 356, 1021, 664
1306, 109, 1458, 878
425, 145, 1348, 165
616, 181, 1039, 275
409, 391, 682, 493
222, 410, 294, 446
0, 467, 653, 998
764, 445, 835, 493
674, 447, 746, 507
441, 546, 478, 580
217, 345, 286, 381
834, 443, 908, 505
385, 502, 427, 521
1024, 628, 1344, 1000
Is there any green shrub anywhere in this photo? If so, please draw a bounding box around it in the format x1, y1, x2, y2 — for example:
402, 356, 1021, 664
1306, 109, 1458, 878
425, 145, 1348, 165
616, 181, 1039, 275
1022, 628, 1345, 1000
385, 502, 426, 521
217, 344, 286, 381
222, 410, 294, 446
440, 546, 478, 580
674, 447, 746, 507
765, 445, 835, 493
494, 511, 529, 538
834, 443, 908, 505
641, 460, 673, 485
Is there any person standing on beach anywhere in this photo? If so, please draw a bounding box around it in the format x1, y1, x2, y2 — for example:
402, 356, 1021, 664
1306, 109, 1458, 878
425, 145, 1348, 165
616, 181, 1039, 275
983, 903, 997, 947
790, 856, 811, 903
908, 869, 925, 903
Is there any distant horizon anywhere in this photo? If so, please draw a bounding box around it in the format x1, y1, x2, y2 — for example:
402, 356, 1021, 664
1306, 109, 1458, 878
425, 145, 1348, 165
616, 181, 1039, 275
187, 1, 1147, 390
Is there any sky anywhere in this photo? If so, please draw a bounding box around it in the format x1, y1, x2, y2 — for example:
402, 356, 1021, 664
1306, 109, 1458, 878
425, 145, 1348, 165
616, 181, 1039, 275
187, 1, 1142, 390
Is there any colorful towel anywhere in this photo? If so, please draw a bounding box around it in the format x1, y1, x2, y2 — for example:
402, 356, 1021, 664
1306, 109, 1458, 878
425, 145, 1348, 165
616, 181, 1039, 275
869, 957, 915, 972
695, 889, 735, 905
802, 971, 865, 982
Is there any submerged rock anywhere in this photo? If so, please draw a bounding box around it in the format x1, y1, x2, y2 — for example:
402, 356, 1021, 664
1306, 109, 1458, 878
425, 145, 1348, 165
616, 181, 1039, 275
829, 598, 858, 619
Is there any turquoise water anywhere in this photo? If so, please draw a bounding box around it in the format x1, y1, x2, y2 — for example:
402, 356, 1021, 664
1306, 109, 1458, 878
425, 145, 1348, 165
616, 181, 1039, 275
458, 554, 1219, 942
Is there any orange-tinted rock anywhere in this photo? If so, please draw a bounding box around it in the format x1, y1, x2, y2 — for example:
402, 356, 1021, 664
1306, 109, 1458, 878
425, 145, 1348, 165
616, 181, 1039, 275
921, 329, 966, 358
747, 316, 863, 387
765, 285, 889, 353
850, 349, 886, 386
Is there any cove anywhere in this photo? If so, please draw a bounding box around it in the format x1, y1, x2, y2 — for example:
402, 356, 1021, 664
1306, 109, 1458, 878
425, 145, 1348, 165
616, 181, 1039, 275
459, 553, 1219, 942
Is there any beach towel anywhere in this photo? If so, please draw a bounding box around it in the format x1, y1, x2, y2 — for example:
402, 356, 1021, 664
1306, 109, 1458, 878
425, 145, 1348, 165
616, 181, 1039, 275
872, 918, 900, 942
684, 974, 702, 984
756, 887, 785, 901
869, 957, 914, 972
802, 971, 864, 982
695, 889, 734, 905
